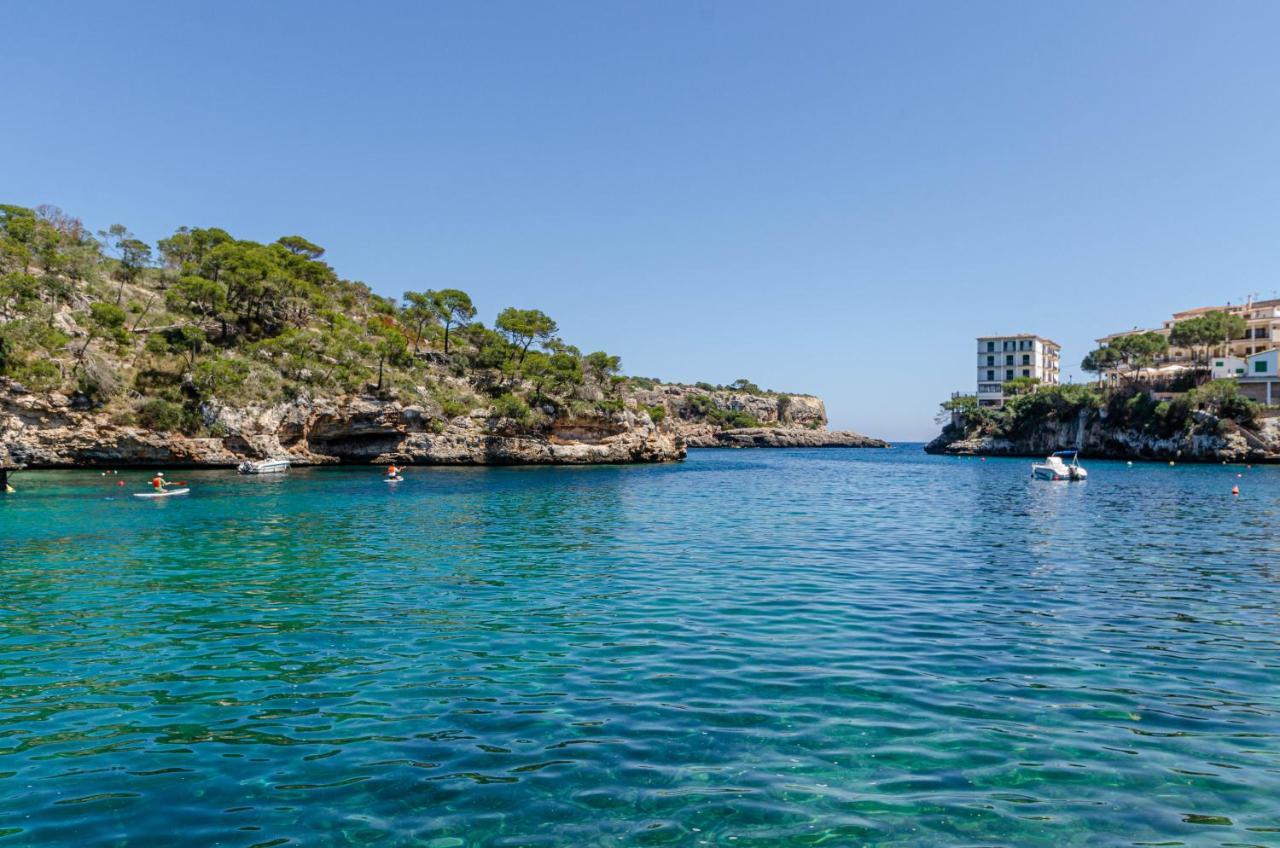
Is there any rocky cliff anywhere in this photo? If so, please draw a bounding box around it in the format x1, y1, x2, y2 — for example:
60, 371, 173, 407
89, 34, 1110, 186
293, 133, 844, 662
629, 383, 890, 449
0, 204, 889, 468
0, 378, 888, 468
0, 379, 682, 468
926, 407, 1280, 463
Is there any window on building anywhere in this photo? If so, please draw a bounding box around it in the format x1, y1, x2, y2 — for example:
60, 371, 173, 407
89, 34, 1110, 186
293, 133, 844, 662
1022, 369, 1030, 377
987, 341, 995, 352
1005, 355, 1014, 365
1256, 360, 1269, 373
1022, 354, 1030, 365
987, 370, 995, 381
987, 355, 994, 366
1006, 369, 1014, 380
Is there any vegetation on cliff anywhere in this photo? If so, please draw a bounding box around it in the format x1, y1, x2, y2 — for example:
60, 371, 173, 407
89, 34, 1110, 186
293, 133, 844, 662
0, 203, 847, 456
937, 379, 1261, 451
0, 203, 644, 434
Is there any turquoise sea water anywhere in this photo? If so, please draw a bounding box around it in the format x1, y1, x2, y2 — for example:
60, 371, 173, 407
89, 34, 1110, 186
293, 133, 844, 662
2, 447, 1278, 847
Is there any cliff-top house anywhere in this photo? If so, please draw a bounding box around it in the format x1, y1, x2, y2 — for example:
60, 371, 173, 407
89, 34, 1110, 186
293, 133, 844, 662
975, 334, 1061, 407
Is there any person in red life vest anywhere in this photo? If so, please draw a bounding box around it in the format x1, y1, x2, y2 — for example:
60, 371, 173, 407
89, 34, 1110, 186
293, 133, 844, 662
151, 471, 171, 491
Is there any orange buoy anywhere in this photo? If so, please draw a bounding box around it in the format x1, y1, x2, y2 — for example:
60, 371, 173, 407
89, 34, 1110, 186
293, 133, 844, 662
1232, 485, 1240, 496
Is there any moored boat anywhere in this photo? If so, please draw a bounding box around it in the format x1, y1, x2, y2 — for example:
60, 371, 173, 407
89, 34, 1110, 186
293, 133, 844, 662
1031, 450, 1087, 481
237, 459, 291, 475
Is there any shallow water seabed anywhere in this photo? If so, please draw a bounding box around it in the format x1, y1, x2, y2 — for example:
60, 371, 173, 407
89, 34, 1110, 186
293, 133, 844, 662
1, 448, 1278, 846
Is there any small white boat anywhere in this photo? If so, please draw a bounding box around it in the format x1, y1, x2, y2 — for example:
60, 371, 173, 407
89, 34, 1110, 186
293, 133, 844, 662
133, 488, 190, 498
237, 458, 291, 475
1031, 450, 1087, 481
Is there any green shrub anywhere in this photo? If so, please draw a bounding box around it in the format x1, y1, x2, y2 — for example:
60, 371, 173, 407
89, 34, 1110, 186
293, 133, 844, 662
1189, 379, 1257, 426
434, 386, 473, 418
192, 357, 246, 399
680, 393, 760, 428
88, 301, 129, 346
721, 410, 760, 428
137, 398, 187, 432
491, 392, 530, 422
12, 358, 62, 391
0, 317, 71, 362
684, 394, 715, 417
646, 404, 667, 424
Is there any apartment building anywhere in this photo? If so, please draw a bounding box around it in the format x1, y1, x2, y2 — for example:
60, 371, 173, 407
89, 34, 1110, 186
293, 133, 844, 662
1097, 297, 1280, 367
975, 335, 1061, 406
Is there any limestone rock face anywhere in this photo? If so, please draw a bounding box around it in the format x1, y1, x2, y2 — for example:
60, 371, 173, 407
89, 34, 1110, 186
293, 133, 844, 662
626, 383, 887, 449
0, 389, 685, 468
705, 427, 890, 449
0, 375, 890, 467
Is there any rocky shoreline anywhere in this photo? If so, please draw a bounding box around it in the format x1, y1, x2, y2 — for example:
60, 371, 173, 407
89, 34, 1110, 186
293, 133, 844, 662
631, 383, 888, 450
0, 381, 888, 469
0, 390, 684, 469
686, 426, 889, 449
925, 409, 1280, 463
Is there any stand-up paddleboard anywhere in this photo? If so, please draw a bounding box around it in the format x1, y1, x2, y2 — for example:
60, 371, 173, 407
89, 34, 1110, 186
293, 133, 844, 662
384, 476, 403, 483
133, 488, 190, 498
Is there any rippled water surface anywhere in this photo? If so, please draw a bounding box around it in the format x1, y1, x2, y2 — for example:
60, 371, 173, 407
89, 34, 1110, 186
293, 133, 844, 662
3, 448, 1279, 846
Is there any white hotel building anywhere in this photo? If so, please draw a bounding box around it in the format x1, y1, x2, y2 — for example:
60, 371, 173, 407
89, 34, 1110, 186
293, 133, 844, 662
976, 335, 1062, 406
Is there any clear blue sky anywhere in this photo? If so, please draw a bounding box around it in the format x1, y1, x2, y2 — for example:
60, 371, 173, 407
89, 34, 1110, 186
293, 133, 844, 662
5, 2, 1280, 440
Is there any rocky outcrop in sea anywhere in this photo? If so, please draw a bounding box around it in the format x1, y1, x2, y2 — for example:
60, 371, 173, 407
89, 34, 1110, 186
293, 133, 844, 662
925, 407, 1280, 463
628, 383, 889, 449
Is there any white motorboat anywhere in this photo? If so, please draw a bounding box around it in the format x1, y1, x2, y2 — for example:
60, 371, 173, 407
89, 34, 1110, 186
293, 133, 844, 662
1031, 450, 1087, 481
237, 458, 291, 475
